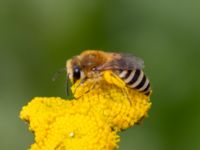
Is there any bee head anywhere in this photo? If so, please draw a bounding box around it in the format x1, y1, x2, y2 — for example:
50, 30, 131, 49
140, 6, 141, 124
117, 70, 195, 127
66, 50, 107, 84
66, 57, 85, 84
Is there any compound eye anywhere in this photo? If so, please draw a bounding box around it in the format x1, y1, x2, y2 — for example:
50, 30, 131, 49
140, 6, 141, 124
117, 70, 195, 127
73, 66, 81, 83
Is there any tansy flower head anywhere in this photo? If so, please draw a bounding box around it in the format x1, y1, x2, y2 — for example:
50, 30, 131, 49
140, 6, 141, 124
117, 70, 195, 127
71, 71, 151, 130
20, 97, 119, 150
20, 70, 151, 150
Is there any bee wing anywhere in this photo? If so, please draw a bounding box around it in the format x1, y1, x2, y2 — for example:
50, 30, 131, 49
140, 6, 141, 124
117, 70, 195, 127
118, 53, 144, 69
96, 53, 144, 70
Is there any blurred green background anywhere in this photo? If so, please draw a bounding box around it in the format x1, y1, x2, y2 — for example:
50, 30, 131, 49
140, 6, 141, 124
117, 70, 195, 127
0, 0, 200, 150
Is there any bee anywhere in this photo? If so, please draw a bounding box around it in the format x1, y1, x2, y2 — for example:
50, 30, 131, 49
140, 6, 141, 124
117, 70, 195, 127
66, 50, 151, 96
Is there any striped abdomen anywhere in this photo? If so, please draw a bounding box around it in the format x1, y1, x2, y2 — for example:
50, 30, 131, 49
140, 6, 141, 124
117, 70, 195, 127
118, 69, 151, 96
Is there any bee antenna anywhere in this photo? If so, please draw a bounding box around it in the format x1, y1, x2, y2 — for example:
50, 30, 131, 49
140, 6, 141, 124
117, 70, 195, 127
66, 73, 70, 96
52, 67, 66, 82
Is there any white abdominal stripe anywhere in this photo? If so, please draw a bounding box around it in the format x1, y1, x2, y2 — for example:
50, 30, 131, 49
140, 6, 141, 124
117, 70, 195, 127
118, 69, 151, 95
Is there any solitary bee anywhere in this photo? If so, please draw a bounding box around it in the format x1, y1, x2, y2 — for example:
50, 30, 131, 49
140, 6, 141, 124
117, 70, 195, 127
66, 50, 151, 96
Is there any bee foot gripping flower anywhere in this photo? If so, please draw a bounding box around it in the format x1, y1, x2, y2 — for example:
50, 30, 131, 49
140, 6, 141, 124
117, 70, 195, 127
20, 70, 151, 150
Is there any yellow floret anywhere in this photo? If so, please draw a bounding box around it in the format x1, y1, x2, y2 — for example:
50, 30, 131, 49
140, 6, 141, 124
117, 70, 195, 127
20, 70, 151, 150
71, 71, 151, 130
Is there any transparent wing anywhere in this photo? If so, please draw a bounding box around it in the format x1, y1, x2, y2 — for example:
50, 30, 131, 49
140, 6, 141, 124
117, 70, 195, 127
96, 52, 144, 70
118, 53, 144, 69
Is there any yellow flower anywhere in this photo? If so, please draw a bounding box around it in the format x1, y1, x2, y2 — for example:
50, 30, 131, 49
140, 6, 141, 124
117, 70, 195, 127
20, 97, 119, 150
71, 71, 151, 130
20, 71, 151, 150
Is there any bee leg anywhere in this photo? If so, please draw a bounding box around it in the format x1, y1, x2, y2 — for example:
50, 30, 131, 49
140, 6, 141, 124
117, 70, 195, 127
82, 80, 98, 95
122, 88, 133, 106
80, 77, 87, 85
73, 77, 88, 97
65, 74, 70, 96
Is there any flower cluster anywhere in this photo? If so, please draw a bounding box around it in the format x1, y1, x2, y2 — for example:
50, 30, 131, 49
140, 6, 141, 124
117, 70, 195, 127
20, 71, 151, 150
